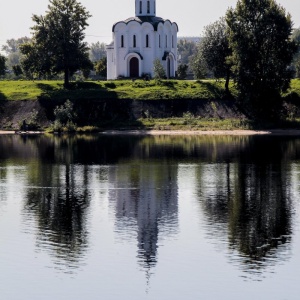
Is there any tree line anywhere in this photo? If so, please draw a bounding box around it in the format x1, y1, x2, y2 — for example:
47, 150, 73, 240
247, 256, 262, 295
189, 0, 299, 118
0, 0, 107, 85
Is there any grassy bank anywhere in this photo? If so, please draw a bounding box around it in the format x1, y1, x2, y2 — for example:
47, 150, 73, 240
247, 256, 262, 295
0, 79, 234, 101
1, 78, 299, 101
1, 79, 300, 132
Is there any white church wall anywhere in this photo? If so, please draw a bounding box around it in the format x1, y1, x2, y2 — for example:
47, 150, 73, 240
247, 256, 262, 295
107, 0, 178, 79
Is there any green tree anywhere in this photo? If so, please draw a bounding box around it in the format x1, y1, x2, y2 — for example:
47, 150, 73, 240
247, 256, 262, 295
177, 64, 188, 79
0, 55, 6, 76
190, 46, 208, 79
21, 0, 92, 87
12, 65, 23, 76
177, 38, 198, 68
226, 0, 297, 117
199, 17, 231, 92
20, 42, 51, 79
89, 42, 106, 62
1, 37, 30, 70
291, 28, 300, 78
153, 58, 166, 79
95, 57, 107, 78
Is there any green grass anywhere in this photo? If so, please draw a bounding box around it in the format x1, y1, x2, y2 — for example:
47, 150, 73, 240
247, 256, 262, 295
137, 117, 251, 130
0, 78, 296, 102
0, 79, 235, 101
1, 79, 300, 101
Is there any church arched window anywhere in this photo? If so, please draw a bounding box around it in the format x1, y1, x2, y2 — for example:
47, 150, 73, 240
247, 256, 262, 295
133, 35, 136, 48
139, 1, 142, 14
121, 35, 124, 48
165, 35, 168, 48
147, 1, 150, 13
146, 34, 149, 48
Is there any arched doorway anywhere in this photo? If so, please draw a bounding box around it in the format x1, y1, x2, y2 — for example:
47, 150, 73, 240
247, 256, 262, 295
167, 57, 171, 79
130, 57, 139, 78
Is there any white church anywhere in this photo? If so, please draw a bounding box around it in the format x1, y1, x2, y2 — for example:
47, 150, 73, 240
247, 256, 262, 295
106, 0, 178, 80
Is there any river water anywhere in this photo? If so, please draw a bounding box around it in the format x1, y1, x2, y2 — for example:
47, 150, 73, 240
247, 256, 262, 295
0, 134, 299, 299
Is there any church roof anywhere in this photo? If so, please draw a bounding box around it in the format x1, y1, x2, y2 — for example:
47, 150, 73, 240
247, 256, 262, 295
112, 16, 178, 32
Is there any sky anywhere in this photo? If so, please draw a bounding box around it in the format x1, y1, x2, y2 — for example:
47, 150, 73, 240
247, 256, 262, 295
0, 0, 300, 51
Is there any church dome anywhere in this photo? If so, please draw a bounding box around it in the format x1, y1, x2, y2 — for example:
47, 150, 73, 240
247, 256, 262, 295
112, 16, 178, 32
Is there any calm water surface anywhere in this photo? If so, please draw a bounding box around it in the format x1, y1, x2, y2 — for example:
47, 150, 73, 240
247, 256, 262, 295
0, 134, 299, 299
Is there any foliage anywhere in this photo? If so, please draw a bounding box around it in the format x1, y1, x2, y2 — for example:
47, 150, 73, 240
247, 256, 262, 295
139, 117, 250, 131
195, 17, 231, 92
153, 58, 166, 79
226, 0, 297, 117
82, 68, 91, 79
1, 37, 31, 70
18, 109, 39, 130
89, 41, 106, 62
48, 120, 77, 132
95, 57, 107, 78
292, 28, 300, 78
54, 99, 77, 125
177, 64, 188, 80
177, 38, 198, 69
0, 55, 6, 76
190, 48, 208, 79
12, 65, 23, 76
1, 37, 31, 55
20, 0, 93, 87
20, 42, 50, 79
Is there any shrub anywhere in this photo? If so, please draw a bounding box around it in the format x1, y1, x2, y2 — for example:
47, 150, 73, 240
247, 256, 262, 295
153, 59, 166, 79
54, 99, 76, 124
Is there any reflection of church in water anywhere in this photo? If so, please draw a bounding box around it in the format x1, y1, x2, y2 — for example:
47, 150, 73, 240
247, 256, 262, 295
108, 163, 178, 269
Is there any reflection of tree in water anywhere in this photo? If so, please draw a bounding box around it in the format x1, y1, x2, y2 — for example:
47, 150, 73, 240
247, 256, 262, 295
198, 137, 293, 273
24, 154, 91, 272
108, 163, 178, 270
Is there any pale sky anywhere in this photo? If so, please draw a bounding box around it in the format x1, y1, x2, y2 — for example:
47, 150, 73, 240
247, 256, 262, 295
0, 0, 299, 51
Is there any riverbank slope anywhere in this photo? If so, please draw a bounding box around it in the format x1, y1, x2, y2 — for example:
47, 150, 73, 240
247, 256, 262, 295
0, 79, 300, 131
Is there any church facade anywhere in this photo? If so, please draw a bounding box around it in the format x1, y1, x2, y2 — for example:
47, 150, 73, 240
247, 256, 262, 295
106, 0, 178, 79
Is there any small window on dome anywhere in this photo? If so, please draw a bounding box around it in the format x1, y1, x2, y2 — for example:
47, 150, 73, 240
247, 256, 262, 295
121, 35, 124, 48
159, 35, 161, 48
147, 1, 150, 13
133, 35, 136, 48
146, 34, 149, 48
139, 1, 142, 14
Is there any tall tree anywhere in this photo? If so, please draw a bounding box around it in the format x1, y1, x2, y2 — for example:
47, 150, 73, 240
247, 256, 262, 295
0, 55, 6, 76
291, 28, 300, 78
177, 38, 198, 67
95, 57, 107, 78
21, 0, 92, 87
89, 42, 106, 62
1, 37, 30, 69
226, 0, 297, 117
190, 47, 208, 80
202, 18, 231, 92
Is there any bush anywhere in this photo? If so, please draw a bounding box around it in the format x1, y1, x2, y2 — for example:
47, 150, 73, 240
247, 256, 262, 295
153, 59, 166, 79
54, 99, 76, 124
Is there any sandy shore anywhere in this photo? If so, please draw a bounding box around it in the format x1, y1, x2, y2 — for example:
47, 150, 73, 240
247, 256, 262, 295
2, 129, 300, 136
